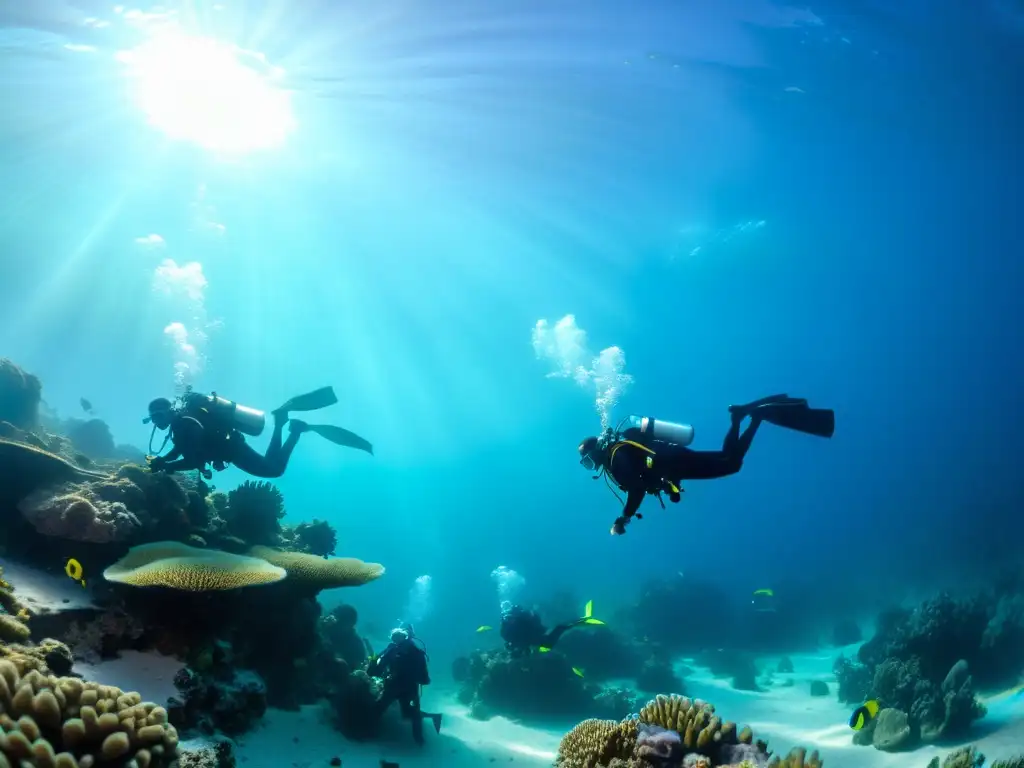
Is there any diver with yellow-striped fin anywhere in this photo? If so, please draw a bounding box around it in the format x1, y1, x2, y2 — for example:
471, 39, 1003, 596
579, 394, 835, 536
480, 600, 605, 657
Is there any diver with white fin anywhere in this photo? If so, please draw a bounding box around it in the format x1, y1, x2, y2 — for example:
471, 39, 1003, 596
145, 386, 373, 479
578, 394, 835, 535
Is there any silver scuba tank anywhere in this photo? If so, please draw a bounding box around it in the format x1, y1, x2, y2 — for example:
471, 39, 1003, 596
206, 394, 266, 436
626, 415, 695, 447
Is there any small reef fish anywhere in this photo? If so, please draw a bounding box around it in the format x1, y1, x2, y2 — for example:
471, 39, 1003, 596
476, 625, 492, 633
572, 667, 585, 678
65, 557, 86, 588
849, 699, 880, 730
80, 398, 94, 414
751, 588, 777, 613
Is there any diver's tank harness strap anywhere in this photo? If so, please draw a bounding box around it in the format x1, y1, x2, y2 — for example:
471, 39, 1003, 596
604, 439, 680, 509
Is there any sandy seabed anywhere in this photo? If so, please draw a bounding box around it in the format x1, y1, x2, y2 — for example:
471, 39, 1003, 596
83, 645, 1024, 768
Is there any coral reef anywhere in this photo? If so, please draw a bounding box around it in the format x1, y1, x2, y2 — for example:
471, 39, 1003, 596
554, 693, 822, 768
61, 611, 145, 665
19, 486, 143, 544
0, 438, 108, 510
103, 541, 287, 591
282, 519, 338, 558
222, 481, 284, 546
167, 643, 267, 737
637, 656, 685, 694
0, 655, 178, 767
455, 648, 639, 722
557, 626, 645, 683
0, 358, 42, 430
628, 578, 736, 655
926, 746, 986, 768
835, 593, 994, 751
320, 604, 370, 670
175, 737, 236, 768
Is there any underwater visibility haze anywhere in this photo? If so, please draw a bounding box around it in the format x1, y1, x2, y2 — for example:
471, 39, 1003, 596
0, 1, 1023, 767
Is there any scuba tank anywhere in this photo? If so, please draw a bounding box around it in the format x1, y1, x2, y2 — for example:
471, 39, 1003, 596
190, 392, 267, 436
624, 415, 695, 447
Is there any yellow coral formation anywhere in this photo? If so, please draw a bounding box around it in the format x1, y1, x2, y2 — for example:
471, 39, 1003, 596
0, 616, 30, 643
1, 640, 74, 676
103, 541, 286, 591
0, 567, 30, 620
555, 718, 639, 768
765, 747, 823, 768
0, 658, 178, 766
555, 694, 819, 768
248, 546, 385, 590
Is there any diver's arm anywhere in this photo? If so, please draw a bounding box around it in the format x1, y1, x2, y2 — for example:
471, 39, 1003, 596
161, 445, 184, 461
622, 487, 645, 520
153, 457, 195, 473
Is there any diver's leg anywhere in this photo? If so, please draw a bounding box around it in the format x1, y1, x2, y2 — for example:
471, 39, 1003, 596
224, 439, 278, 478
407, 691, 425, 744
541, 622, 579, 649
246, 420, 304, 478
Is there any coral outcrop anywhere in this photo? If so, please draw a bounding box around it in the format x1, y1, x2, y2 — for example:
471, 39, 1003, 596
0, 656, 178, 767
0, 358, 41, 430
455, 648, 638, 722
167, 643, 267, 737
554, 693, 822, 768
834, 593, 997, 751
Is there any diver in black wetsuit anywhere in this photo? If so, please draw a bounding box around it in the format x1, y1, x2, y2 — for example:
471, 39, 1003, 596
499, 602, 604, 656
369, 628, 442, 745
145, 386, 373, 480
578, 394, 835, 536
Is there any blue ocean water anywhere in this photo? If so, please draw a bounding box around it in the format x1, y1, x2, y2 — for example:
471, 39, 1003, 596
1, 0, 1021, 730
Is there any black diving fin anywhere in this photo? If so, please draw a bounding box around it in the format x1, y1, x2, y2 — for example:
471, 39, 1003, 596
728, 393, 805, 418
276, 386, 339, 413
307, 424, 374, 455
756, 402, 835, 439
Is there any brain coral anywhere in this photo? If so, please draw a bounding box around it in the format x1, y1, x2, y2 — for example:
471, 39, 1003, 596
103, 541, 286, 591
248, 546, 384, 591
18, 486, 141, 544
0, 658, 178, 767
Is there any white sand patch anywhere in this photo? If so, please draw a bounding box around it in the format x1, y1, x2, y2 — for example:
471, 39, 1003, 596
76, 649, 184, 705
233, 690, 562, 768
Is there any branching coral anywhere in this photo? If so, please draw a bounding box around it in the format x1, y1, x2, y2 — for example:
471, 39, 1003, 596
223, 481, 285, 546
0, 657, 179, 767
283, 519, 338, 558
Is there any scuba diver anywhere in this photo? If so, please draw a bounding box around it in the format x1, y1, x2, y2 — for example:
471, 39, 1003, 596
368, 627, 442, 745
144, 386, 373, 479
481, 601, 605, 656
578, 394, 835, 536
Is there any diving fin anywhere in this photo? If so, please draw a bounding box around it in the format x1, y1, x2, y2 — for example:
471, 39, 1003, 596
756, 402, 835, 439
580, 600, 605, 625
728, 393, 805, 418
306, 424, 374, 455
276, 386, 339, 414
430, 713, 443, 734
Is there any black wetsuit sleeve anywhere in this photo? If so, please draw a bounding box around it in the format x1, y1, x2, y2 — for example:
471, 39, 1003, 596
622, 488, 645, 521
161, 445, 184, 461
158, 458, 197, 472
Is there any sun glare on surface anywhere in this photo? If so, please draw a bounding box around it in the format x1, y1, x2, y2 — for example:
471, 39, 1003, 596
120, 32, 295, 154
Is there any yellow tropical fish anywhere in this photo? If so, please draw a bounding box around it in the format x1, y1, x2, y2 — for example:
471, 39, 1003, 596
65, 557, 86, 588
849, 700, 880, 730
539, 646, 551, 653
572, 667, 585, 678
752, 588, 774, 597
476, 625, 492, 633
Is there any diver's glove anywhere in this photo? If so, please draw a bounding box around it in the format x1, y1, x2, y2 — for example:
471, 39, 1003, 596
610, 518, 628, 536
147, 455, 167, 472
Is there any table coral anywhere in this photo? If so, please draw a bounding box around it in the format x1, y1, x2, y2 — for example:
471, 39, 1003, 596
103, 542, 286, 591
